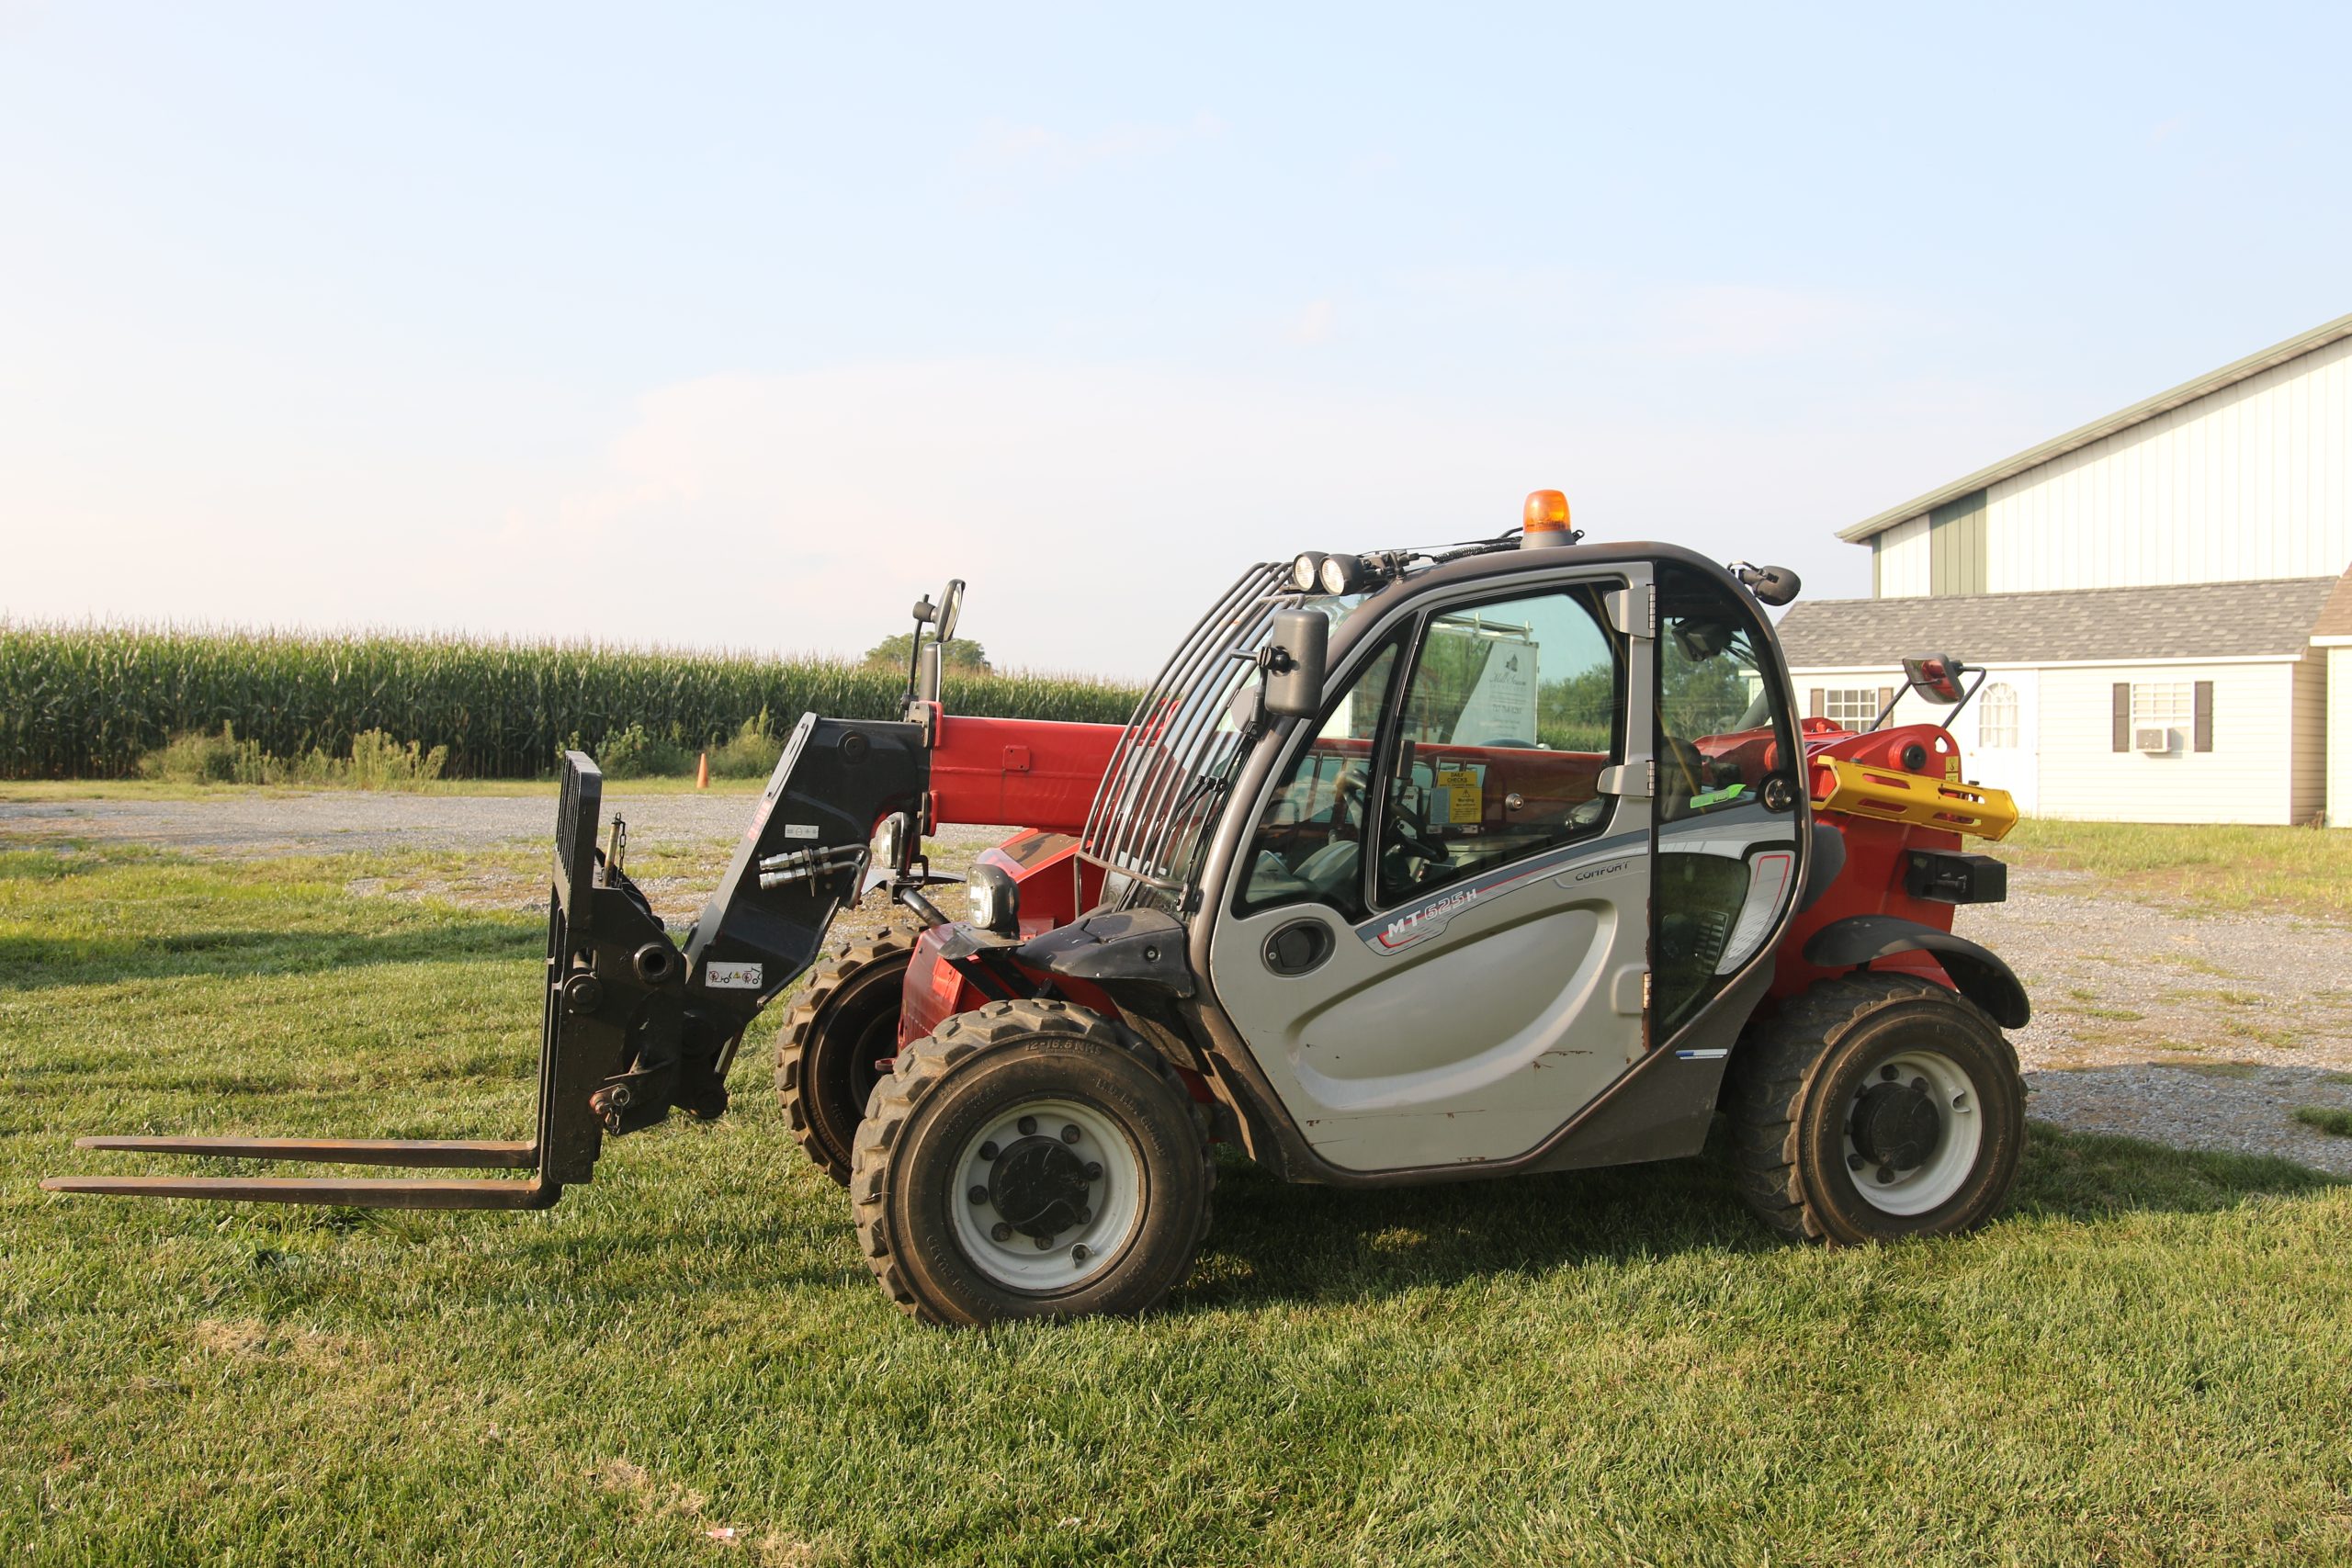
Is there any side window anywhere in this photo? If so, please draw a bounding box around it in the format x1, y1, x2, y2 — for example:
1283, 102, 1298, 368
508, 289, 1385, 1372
1653, 565, 1803, 1034
1374, 585, 1623, 908
1236, 642, 1400, 922
1659, 598, 1779, 819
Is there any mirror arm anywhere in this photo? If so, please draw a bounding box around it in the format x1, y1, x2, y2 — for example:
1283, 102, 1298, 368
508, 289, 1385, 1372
1943, 667, 1989, 728
900, 594, 936, 710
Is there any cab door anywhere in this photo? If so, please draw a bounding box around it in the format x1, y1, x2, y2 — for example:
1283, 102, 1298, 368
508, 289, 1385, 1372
1206, 567, 1655, 1172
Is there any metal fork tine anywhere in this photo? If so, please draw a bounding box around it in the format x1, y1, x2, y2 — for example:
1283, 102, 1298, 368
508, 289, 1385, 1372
38, 1175, 557, 1210
70, 1135, 537, 1170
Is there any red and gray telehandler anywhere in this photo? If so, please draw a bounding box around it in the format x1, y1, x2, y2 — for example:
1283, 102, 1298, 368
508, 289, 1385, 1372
50, 492, 2030, 1326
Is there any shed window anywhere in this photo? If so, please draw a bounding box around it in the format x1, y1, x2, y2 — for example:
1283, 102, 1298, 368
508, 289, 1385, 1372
2112, 681, 2212, 754
2132, 682, 2193, 739
1978, 682, 2019, 749
1821, 688, 1883, 733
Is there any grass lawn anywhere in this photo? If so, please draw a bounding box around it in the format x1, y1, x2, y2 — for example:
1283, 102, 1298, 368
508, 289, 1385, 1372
5, 845, 2351, 1565
0, 774, 772, 803
2001, 818, 2352, 923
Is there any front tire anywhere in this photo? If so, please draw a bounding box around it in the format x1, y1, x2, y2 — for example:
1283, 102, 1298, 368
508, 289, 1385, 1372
776, 919, 920, 1185
1727, 974, 2025, 1244
850, 999, 1212, 1326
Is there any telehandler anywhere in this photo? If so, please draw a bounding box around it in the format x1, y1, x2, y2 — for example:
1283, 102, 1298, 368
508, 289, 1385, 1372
49, 491, 2030, 1326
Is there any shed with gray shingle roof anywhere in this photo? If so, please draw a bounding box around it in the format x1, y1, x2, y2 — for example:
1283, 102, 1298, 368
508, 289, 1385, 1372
1795, 309, 2350, 826
1776, 576, 2341, 669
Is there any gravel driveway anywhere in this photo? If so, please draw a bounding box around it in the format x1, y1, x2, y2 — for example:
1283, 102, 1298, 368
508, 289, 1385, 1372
8, 791, 2350, 1175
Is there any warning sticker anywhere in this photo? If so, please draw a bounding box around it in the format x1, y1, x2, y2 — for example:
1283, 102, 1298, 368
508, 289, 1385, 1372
704, 962, 763, 990
1434, 767, 1481, 826
783, 823, 820, 840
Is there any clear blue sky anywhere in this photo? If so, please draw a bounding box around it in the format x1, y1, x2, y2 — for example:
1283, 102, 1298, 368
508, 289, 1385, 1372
5, 3, 2347, 676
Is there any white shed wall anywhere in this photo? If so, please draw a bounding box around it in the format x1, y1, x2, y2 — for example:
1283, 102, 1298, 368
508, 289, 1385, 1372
2291, 651, 2328, 824
1875, 516, 1930, 598
2035, 662, 2298, 824
2327, 645, 2352, 828
1984, 334, 2352, 592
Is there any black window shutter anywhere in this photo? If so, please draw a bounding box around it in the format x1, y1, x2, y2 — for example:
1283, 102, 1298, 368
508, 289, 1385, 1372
2193, 681, 2214, 751
2111, 683, 2131, 751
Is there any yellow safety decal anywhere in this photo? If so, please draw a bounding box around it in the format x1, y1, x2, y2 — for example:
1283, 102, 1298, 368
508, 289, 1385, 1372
1435, 767, 1481, 825
1810, 757, 2018, 841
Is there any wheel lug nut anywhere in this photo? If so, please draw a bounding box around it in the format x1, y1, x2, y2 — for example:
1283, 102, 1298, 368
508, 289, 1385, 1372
1017, 1115, 1037, 1136
1876, 1165, 1895, 1184
991, 1222, 1013, 1243
1071, 1244, 1091, 1263
1912, 1077, 1929, 1094
1060, 1123, 1081, 1145
1847, 1154, 1864, 1170
1083, 1162, 1102, 1181
1035, 1234, 1055, 1250
979, 1141, 1000, 1161
1881, 1065, 1899, 1081
1076, 1207, 1091, 1224
967, 1185, 989, 1205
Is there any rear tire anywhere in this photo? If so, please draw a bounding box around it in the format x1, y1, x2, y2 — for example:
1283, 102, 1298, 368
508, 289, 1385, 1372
850, 999, 1212, 1326
775, 919, 920, 1185
1727, 973, 2025, 1244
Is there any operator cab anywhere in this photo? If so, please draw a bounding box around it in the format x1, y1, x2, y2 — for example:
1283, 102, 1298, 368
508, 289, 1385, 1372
1066, 504, 1813, 1178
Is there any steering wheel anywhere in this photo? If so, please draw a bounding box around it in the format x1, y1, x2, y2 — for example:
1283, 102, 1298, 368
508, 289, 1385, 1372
1385, 790, 1451, 863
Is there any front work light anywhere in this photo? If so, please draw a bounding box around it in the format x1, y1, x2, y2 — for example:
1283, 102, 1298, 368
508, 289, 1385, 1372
1317, 552, 1367, 594
871, 812, 911, 875
967, 862, 1020, 938
1289, 552, 1326, 592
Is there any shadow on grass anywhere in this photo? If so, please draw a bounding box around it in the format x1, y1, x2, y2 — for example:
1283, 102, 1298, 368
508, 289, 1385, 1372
1178, 1119, 2343, 1312
0, 923, 542, 989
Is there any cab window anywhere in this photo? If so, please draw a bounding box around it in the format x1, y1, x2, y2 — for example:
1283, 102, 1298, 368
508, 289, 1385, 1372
1374, 583, 1623, 908
1235, 641, 1401, 922
1651, 564, 1803, 1034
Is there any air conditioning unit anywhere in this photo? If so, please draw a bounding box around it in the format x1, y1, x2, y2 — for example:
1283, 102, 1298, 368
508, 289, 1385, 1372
2133, 726, 2175, 754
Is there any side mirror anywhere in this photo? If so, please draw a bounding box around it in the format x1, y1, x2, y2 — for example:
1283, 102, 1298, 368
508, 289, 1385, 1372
935, 580, 966, 642
1903, 653, 1968, 705
1263, 608, 1328, 720
1737, 564, 1802, 607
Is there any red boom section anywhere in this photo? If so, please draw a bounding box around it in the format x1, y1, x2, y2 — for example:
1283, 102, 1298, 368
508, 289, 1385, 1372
919, 708, 1124, 835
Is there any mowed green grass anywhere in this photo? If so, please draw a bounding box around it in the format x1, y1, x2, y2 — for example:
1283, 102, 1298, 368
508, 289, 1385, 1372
2003, 818, 2352, 924
4, 847, 2351, 1565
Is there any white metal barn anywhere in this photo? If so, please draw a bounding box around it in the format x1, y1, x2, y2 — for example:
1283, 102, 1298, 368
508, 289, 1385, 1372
1779, 311, 2352, 826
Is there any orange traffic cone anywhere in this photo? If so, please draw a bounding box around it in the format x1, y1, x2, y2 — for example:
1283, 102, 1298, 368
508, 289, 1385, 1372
695, 751, 709, 790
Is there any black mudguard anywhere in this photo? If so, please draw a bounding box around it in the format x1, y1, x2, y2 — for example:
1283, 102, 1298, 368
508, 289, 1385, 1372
1802, 914, 2031, 1029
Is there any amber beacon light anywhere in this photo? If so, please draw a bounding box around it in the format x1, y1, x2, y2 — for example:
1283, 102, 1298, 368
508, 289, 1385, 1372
1521, 489, 1575, 548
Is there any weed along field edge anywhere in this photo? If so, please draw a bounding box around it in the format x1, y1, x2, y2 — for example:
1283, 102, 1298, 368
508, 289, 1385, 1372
5, 818, 2351, 1563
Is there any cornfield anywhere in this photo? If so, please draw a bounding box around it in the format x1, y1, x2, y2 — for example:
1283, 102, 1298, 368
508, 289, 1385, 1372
0, 624, 1144, 780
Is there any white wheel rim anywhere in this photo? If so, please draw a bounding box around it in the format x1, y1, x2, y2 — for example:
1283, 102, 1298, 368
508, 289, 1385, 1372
1842, 1049, 1982, 1216
949, 1098, 1143, 1293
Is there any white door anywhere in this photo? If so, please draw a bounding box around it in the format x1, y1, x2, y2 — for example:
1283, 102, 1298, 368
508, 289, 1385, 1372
1964, 670, 2037, 814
